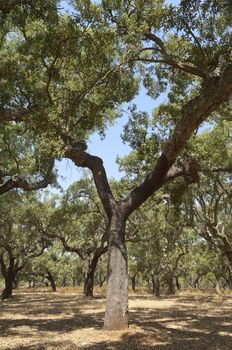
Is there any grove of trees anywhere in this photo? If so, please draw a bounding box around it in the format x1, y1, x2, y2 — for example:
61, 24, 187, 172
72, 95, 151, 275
0, 0, 232, 331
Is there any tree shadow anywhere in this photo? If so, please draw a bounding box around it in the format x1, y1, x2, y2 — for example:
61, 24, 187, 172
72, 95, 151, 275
0, 291, 231, 349
0, 291, 105, 338
12, 340, 78, 350
0, 313, 104, 337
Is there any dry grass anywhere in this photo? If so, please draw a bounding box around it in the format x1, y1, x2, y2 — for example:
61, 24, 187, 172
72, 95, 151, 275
0, 288, 232, 350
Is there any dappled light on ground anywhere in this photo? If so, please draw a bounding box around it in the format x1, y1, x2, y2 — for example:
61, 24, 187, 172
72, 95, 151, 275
0, 289, 231, 349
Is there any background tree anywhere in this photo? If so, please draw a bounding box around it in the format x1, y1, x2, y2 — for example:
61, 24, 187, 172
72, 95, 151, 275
0, 192, 48, 299
181, 121, 232, 288
28, 245, 79, 291
41, 177, 108, 297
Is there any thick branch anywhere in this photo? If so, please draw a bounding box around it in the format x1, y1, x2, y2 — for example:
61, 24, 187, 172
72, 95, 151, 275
144, 33, 207, 78
65, 148, 116, 218
0, 159, 55, 195
51, 233, 86, 260
122, 64, 232, 217
0, 105, 39, 122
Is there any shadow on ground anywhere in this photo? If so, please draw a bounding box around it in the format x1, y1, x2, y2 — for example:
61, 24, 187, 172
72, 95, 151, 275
0, 290, 231, 350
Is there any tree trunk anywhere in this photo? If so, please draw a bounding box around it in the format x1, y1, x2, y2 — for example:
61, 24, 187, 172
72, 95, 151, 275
103, 213, 128, 330
84, 271, 94, 297
62, 276, 67, 287
84, 247, 107, 297
226, 266, 232, 290
167, 273, 175, 295
147, 276, 151, 289
175, 276, 181, 290
227, 254, 232, 289
1, 256, 16, 300
131, 275, 136, 291
1, 273, 14, 300
228, 276, 232, 290
97, 272, 105, 287
46, 271, 56, 292
151, 273, 160, 297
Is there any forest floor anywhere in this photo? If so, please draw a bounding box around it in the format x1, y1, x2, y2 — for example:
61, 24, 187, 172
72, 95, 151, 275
0, 288, 232, 350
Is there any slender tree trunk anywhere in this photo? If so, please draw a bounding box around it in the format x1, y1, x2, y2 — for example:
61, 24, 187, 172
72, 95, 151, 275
97, 272, 105, 287
226, 265, 232, 290
228, 276, 232, 290
46, 271, 56, 292
131, 274, 136, 291
62, 276, 67, 287
175, 276, 181, 290
227, 254, 232, 289
151, 273, 160, 297
84, 247, 107, 297
1, 257, 16, 300
84, 271, 94, 297
1, 273, 14, 300
103, 213, 128, 330
167, 273, 175, 295
147, 276, 151, 289
12, 274, 19, 289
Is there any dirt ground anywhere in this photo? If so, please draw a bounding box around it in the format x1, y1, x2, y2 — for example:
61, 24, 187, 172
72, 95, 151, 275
0, 288, 231, 350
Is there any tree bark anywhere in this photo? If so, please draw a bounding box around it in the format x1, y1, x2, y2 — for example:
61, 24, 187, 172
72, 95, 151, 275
225, 265, 232, 290
227, 276, 232, 290
97, 272, 105, 287
84, 269, 94, 297
175, 276, 181, 290
12, 274, 19, 289
46, 271, 56, 292
151, 273, 160, 297
103, 212, 128, 330
167, 273, 175, 295
62, 276, 67, 287
0, 256, 16, 300
84, 246, 108, 297
1, 272, 15, 300
131, 274, 136, 292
